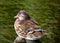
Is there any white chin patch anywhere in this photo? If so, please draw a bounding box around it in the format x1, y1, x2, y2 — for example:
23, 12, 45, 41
19, 17, 24, 20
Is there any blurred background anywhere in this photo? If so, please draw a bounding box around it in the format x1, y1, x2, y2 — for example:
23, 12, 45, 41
0, 0, 60, 43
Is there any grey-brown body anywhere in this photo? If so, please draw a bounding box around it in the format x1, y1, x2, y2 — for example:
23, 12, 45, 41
14, 18, 42, 43
14, 10, 45, 43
